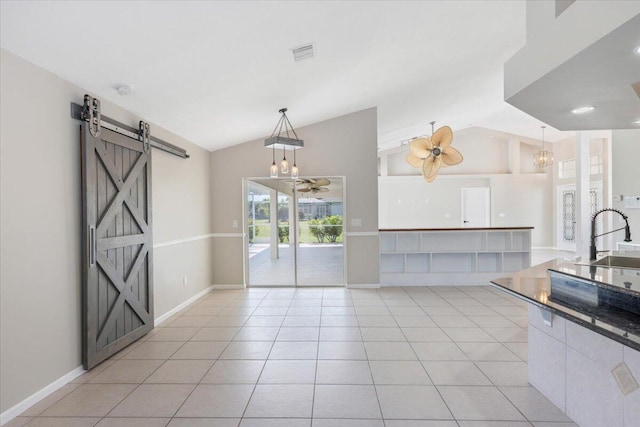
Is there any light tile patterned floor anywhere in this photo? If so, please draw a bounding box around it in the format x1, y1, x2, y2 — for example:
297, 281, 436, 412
8, 286, 579, 427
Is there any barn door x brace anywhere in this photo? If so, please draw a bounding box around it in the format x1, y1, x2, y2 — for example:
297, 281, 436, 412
71, 94, 189, 159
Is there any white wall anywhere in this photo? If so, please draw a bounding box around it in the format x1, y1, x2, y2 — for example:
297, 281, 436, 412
210, 108, 379, 286
612, 130, 640, 243
387, 132, 511, 176
0, 49, 213, 413
378, 174, 552, 247
378, 128, 554, 247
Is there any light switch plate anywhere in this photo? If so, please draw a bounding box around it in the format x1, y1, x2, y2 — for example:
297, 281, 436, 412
611, 362, 639, 396
351, 218, 362, 227
232, 220, 238, 228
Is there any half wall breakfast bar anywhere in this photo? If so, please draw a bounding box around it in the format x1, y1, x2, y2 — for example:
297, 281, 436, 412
379, 227, 533, 286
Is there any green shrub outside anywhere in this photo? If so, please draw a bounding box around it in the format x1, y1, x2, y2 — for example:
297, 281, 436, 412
322, 215, 343, 242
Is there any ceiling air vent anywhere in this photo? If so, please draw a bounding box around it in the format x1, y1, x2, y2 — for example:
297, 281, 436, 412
292, 44, 315, 62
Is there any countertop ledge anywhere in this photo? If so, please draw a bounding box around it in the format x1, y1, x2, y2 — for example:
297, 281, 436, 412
490, 259, 640, 352
379, 227, 534, 232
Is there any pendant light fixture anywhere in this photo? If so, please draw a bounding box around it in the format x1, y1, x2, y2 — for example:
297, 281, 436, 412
280, 147, 289, 174
265, 108, 304, 177
291, 148, 299, 178
270, 145, 278, 178
533, 125, 554, 168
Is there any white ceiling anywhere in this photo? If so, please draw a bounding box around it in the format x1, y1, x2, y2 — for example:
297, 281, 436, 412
0, 0, 574, 152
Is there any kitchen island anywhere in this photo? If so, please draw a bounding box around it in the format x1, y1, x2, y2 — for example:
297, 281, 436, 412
379, 227, 533, 286
491, 258, 640, 427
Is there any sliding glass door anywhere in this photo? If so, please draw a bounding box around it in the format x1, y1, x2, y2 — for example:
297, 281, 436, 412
247, 180, 295, 286
295, 178, 344, 286
245, 177, 344, 287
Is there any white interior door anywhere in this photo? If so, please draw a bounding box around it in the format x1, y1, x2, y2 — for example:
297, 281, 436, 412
461, 187, 490, 227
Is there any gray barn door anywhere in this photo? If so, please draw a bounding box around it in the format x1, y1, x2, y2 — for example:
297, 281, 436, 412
81, 122, 154, 369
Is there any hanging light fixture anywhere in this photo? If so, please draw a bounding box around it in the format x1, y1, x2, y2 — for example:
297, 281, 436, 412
270, 145, 278, 178
533, 125, 554, 168
280, 147, 289, 174
291, 148, 299, 178
265, 108, 304, 177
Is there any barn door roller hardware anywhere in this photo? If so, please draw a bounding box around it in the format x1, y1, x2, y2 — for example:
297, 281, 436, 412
72, 95, 189, 159
82, 95, 102, 137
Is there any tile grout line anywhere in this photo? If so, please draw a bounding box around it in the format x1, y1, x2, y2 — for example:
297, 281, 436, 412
397, 287, 457, 422
165, 290, 261, 424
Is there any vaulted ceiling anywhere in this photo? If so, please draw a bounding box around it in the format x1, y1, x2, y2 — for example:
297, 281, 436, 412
0, 1, 574, 151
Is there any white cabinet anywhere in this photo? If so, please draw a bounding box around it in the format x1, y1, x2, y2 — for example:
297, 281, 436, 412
380, 228, 532, 286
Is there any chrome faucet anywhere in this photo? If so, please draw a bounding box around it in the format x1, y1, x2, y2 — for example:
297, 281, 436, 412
590, 208, 632, 260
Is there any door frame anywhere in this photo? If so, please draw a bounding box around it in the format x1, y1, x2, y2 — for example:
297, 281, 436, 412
460, 187, 491, 228
556, 181, 603, 252
242, 176, 347, 287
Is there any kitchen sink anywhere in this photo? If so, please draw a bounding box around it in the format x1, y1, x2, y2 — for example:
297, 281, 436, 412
592, 256, 640, 270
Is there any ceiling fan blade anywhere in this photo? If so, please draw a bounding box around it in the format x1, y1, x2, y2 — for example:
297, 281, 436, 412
315, 178, 331, 186
298, 188, 311, 192
318, 187, 329, 192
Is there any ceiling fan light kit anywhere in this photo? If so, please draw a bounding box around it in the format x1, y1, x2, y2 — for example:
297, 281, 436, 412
405, 121, 463, 182
265, 108, 304, 177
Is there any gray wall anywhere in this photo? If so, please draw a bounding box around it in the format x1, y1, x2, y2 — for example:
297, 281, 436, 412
612, 130, 640, 241
0, 49, 213, 412
210, 108, 379, 286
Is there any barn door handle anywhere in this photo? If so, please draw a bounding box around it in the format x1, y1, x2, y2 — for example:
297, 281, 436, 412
463, 220, 469, 223
89, 225, 96, 267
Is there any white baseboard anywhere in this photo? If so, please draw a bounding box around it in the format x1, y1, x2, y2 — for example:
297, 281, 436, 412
532, 246, 560, 250
347, 283, 381, 289
211, 284, 245, 290
0, 366, 85, 426
1, 285, 217, 425
155, 285, 214, 326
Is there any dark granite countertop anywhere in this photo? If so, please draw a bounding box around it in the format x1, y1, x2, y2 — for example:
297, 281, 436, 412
490, 258, 640, 351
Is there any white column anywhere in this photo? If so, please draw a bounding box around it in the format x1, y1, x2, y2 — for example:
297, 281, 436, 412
603, 134, 613, 251
575, 132, 591, 257
270, 189, 279, 260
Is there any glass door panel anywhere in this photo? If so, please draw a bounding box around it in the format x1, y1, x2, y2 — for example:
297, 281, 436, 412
295, 177, 344, 286
247, 180, 295, 286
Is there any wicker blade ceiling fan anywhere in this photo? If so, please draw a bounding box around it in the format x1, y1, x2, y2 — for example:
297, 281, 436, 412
405, 122, 463, 182
296, 178, 331, 193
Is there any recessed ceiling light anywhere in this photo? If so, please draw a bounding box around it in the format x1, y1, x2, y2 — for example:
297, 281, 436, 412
116, 85, 135, 96
635, 46, 640, 55
633, 119, 640, 125
571, 106, 596, 114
